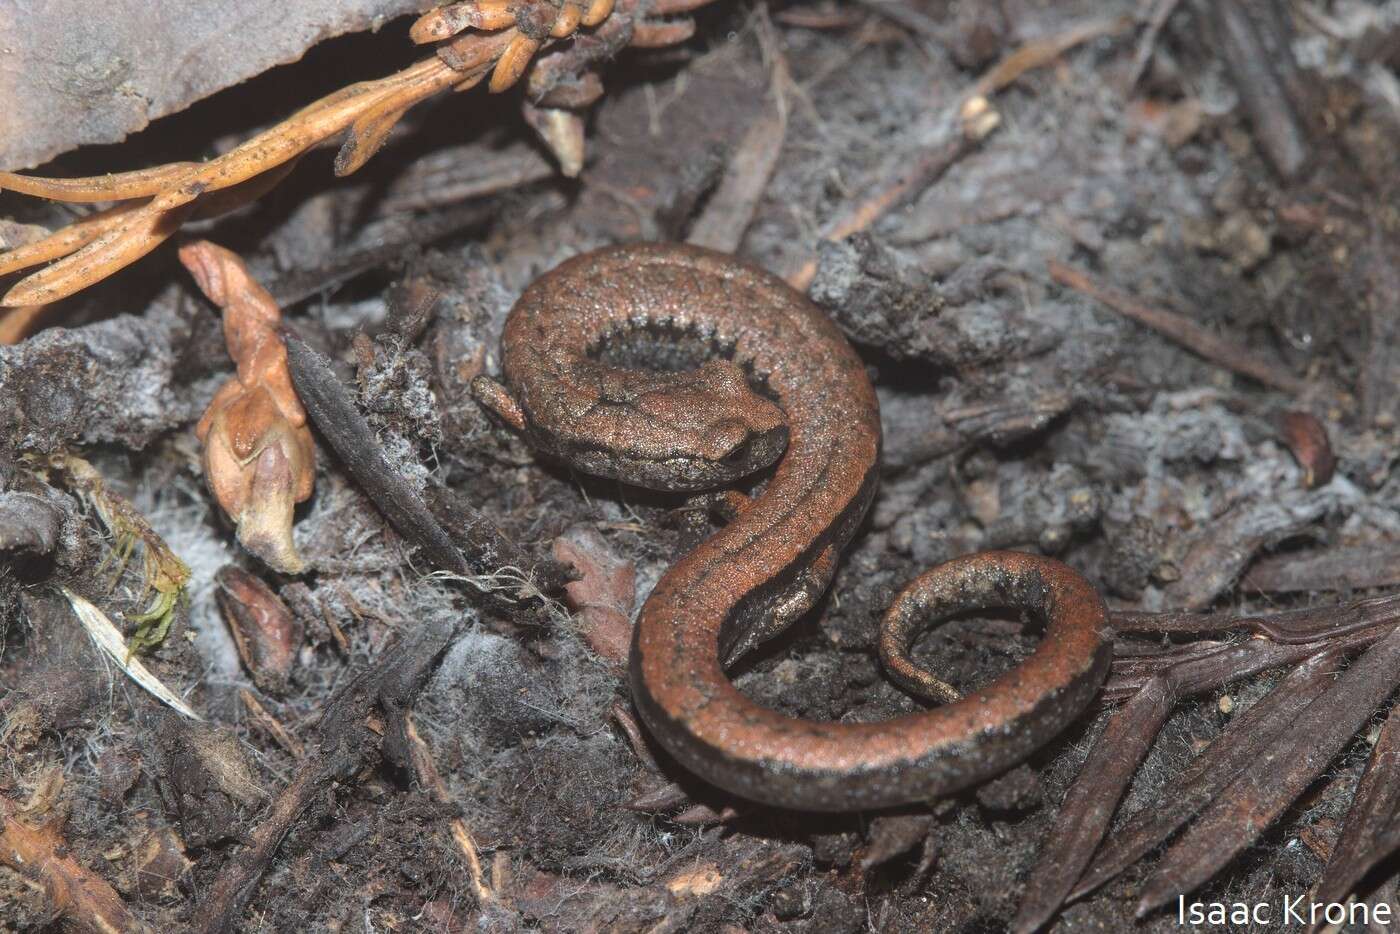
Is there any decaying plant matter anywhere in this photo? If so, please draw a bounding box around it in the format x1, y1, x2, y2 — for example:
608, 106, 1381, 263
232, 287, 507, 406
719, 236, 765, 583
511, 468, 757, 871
0, 0, 715, 316
47, 453, 191, 656
182, 241, 316, 574
9, 1, 1400, 931
1, 786, 145, 934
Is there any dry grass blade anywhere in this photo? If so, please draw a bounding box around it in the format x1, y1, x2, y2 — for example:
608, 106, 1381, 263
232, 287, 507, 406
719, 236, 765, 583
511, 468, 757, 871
1070, 647, 1341, 902
4, 200, 196, 306
0, 162, 199, 202
1013, 675, 1176, 934
239, 689, 306, 758
61, 588, 202, 721
1138, 622, 1400, 915
967, 14, 1133, 102
405, 716, 496, 904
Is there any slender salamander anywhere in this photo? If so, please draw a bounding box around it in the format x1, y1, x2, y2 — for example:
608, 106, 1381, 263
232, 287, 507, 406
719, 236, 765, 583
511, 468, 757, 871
473, 242, 1110, 810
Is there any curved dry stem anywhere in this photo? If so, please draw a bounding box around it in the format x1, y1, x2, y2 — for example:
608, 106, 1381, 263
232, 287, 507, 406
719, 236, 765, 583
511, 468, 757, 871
334, 59, 471, 176
0, 201, 146, 276
0, 58, 463, 308
0, 304, 52, 344
0, 162, 199, 202
0, 161, 306, 306
3, 200, 196, 306
153, 59, 456, 210
0, 0, 686, 314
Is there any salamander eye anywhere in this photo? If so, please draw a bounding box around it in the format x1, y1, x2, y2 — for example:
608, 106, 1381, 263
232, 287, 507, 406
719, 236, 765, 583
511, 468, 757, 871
703, 420, 751, 464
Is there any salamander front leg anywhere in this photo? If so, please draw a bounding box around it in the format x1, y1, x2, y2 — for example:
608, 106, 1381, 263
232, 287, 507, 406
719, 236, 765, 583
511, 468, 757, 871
470, 375, 527, 431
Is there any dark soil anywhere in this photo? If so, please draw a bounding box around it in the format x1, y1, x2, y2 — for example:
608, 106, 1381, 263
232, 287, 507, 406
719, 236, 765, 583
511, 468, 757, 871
4, 1, 1400, 932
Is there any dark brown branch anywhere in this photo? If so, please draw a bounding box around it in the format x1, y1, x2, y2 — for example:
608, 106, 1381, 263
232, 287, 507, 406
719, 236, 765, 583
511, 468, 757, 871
1311, 695, 1400, 912
1138, 621, 1400, 914
191, 618, 457, 932
1111, 593, 1400, 644
1103, 631, 1373, 703
1194, 0, 1311, 180
1070, 647, 1342, 901
1013, 675, 1176, 934
1242, 547, 1400, 594
284, 330, 468, 575
1160, 492, 1334, 610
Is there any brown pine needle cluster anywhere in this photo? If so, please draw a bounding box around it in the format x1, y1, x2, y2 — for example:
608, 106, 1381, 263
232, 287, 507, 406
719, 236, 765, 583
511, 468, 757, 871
182, 241, 316, 575
412, 0, 620, 93
0, 0, 714, 324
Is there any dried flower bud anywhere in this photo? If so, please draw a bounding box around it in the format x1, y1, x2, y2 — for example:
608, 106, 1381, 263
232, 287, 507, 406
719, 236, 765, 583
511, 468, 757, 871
182, 241, 315, 573
214, 566, 302, 694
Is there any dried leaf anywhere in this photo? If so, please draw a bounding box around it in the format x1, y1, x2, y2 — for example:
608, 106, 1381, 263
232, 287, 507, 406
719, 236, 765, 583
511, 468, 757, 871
554, 526, 637, 665
62, 589, 201, 720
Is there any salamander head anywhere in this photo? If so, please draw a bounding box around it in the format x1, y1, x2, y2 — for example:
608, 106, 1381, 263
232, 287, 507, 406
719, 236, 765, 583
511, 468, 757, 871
574, 358, 789, 491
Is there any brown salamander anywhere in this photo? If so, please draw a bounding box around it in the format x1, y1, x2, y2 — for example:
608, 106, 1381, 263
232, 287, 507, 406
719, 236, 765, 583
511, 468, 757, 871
473, 242, 1110, 810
